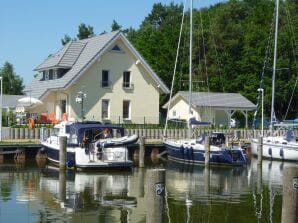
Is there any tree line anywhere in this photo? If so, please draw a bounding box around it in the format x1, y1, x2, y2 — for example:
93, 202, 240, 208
1, 0, 297, 121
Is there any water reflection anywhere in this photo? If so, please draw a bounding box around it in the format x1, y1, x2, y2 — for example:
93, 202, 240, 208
39, 167, 137, 222
0, 157, 295, 223
164, 159, 291, 223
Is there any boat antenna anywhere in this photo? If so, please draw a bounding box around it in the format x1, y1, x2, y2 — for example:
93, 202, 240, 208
270, 0, 279, 132
188, 0, 193, 140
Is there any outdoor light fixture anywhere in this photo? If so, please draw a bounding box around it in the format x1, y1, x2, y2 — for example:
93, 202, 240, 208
75, 90, 87, 120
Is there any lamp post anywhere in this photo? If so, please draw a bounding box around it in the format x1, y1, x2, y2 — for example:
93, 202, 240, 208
257, 88, 264, 136
0, 76, 2, 141
75, 90, 87, 120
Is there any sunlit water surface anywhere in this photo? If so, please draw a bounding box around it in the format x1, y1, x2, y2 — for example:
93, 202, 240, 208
0, 156, 291, 223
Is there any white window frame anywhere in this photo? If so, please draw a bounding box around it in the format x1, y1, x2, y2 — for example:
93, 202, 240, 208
123, 100, 131, 120
101, 99, 110, 120
101, 70, 110, 88
123, 71, 133, 89
45, 70, 49, 80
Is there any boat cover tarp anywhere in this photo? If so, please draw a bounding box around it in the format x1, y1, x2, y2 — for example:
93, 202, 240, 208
69, 121, 124, 144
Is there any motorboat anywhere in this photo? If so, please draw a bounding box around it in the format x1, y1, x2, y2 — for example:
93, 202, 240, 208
41, 120, 138, 170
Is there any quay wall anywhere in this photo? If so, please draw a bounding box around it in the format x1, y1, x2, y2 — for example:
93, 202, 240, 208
3, 127, 297, 141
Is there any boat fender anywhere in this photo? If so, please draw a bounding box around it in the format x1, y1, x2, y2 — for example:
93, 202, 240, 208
268, 148, 272, 156
280, 148, 284, 157
189, 147, 194, 160
184, 148, 189, 159
180, 146, 184, 154
66, 160, 75, 168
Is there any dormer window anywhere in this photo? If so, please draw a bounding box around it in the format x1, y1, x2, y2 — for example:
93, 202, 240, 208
45, 70, 49, 80
49, 69, 53, 80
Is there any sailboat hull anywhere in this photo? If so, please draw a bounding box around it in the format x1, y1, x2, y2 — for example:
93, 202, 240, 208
164, 140, 247, 166
251, 138, 298, 161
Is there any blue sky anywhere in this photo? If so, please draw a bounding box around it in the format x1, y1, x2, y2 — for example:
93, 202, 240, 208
0, 0, 222, 86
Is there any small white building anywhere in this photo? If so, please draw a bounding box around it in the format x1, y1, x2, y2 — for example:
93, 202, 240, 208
163, 91, 256, 127
25, 31, 169, 124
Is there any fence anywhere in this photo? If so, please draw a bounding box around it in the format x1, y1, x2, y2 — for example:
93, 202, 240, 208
7, 127, 296, 141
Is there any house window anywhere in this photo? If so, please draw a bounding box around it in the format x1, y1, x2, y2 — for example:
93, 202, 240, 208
123, 71, 133, 89
172, 110, 177, 117
49, 69, 53, 80
53, 69, 57, 79
101, 70, 109, 88
102, 99, 110, 119
123, 100, 130, 119
112, 45, 122, 52
45, 70, 49, 80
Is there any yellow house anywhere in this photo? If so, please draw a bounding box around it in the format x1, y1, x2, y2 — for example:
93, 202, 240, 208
25, 31, 169, 124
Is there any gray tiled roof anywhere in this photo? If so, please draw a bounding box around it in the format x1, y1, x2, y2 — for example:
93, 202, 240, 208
25, 31, 169, 99
165, 91, 256, 110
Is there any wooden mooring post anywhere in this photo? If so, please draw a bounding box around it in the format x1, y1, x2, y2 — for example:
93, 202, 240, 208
281, 166, 298, 223
59, 169, 66, 202
257, 136, 263, 165
139, 136, 145, 168
205, 136, 210, 166
146, 169, 165, 223
59, 136, 67, 171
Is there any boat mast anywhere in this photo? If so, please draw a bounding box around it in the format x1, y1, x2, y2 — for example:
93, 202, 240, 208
270, 0, 279, 131
188, 0, 193, 139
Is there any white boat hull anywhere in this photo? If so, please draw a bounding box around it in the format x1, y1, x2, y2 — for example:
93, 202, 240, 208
251, 137, 298, 161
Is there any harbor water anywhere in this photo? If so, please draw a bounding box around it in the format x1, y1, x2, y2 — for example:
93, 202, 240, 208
0, 154, 293, 223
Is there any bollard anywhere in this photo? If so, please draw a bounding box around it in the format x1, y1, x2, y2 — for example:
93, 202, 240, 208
281, 166, 298, 223
146, 169, 165, 223
257, 162, 262, 194
257, 137, 263, 165
139, 137, 145, 168
204, 166, 210, 194
138, 168, 145, 198
58, 169, 66, 202
59, 136, 67, 171
205, 136, 210, 166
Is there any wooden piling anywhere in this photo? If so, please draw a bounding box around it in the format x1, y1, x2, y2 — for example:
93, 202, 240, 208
59, 136, 67, 171
139, 136, 145, 168
281, 166, 298, 223
58, 169, 66, 202
138, 168, 145, 198
257, 136, 263, 165
146, 169, 165, 223
204, 167, 210, 194
205, 136, 210, 166
257, 162, 262, 194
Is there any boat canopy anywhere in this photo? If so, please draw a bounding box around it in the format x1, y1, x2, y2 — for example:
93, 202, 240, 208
69, 121, 125, 144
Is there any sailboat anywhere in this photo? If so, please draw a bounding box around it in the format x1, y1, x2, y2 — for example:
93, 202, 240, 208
163, 0, 247, 166
251, 0, 298, 161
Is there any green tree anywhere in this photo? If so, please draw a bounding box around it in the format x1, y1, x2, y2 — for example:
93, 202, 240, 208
125, 0, 297, 119
61, 34, 72, 46
0, 62, 24, 95
111, 20, 122, 31
77, 23, 94, 40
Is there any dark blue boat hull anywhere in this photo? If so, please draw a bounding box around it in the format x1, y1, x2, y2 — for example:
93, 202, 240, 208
42, 144, 76, 168
165, 143, 247, 166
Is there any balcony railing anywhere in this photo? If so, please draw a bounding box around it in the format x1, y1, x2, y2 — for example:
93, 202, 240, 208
122, 82, 134, 89
101, 81, 112, 88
